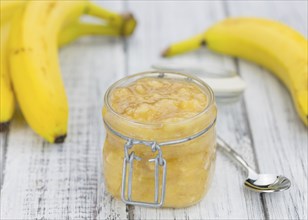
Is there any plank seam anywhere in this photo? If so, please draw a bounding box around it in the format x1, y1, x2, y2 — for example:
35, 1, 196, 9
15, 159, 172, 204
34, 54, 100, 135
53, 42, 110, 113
222, 0, 230, 17
126, 205, 135, 220
0, 129, 9, 190
234, 59, 269, 220
36, 141, 48, 218
123, 0, 130, 77
222, 1, 270, 218
0, 129, 9, 219
123, 1, 134, 219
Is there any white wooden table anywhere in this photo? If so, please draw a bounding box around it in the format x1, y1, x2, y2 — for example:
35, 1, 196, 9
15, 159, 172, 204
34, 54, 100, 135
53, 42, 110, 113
1, 1, 307, 219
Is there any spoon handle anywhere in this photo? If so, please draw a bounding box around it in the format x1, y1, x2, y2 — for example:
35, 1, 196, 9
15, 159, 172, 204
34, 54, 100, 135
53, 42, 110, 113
217, 137, 255, 173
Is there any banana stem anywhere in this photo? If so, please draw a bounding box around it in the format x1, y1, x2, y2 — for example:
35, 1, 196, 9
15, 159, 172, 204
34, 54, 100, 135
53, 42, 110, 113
86, 2, 125, 27
58, 22, 121, 47
85, 2, 136, 36
162, 33, 206, 57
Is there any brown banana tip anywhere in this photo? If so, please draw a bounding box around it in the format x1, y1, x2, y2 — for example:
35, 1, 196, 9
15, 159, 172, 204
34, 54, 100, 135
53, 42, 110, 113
120, 12, 137, 36
54, 134, 67, 144
200, 39, 207, 46
0, 121, 10, 132
161, 48, 170, 57
121, 12, 135, 22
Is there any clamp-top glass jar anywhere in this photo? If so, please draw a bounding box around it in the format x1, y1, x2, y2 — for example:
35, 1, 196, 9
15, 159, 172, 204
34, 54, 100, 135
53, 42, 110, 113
102, 71, 217, 208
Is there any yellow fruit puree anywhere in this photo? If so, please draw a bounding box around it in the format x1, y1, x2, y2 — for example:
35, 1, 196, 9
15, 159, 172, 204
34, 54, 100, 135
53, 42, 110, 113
102, 72, 217, 208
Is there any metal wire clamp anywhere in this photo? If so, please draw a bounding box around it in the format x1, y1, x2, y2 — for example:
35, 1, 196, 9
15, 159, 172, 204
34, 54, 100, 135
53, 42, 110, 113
121, 139, 167, 208
104, 117, 216, 208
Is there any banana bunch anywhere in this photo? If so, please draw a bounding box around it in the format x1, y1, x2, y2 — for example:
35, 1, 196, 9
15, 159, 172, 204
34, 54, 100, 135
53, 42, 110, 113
162, 17, 308, 126
0, 0, 136, 142
0, 1, 26, 131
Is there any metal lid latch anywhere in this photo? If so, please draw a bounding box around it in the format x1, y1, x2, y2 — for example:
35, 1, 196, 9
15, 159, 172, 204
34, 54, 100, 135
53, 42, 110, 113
103, 117, 216, 208
121, 139, 167, 208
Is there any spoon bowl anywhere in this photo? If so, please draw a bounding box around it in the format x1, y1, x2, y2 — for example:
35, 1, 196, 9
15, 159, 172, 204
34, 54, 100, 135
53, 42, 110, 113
245, 174, 291, 192
217, 137, 291, 193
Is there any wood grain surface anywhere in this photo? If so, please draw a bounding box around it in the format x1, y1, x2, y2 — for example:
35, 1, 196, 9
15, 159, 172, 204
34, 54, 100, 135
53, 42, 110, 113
0, 1, 307, 219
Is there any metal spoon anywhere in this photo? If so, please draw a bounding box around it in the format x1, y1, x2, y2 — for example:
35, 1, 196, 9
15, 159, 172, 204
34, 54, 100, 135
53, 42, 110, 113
217, 137, 291, 192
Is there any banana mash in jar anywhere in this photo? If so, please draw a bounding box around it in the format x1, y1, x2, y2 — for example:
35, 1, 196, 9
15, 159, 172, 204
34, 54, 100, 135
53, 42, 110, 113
103, 72, 217, 208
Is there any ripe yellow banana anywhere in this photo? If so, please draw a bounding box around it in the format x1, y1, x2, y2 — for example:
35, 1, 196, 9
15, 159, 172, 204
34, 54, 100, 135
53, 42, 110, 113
0, 21, 15, 131
0, 0, 26, 24
1, 21, 128, 132
162, 17, 308, 126
0, 0, 25, 131
1, 1, 136, 133
8, 1, 136, 143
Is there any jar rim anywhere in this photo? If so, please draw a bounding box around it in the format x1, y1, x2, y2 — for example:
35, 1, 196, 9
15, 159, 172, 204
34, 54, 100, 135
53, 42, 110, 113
104, 70, 216, 126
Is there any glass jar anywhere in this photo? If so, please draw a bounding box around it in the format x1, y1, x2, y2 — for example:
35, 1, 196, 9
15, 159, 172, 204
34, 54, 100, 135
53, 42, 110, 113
102, 71, 217, 208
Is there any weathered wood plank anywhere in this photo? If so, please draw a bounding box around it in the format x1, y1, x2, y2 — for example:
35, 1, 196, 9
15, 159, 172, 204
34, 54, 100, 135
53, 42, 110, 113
126, 1, 264, 219
237, 63, 307, 220
0, 1, 128, 219
226, 1, 308, 219
0, 131, 9, 190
